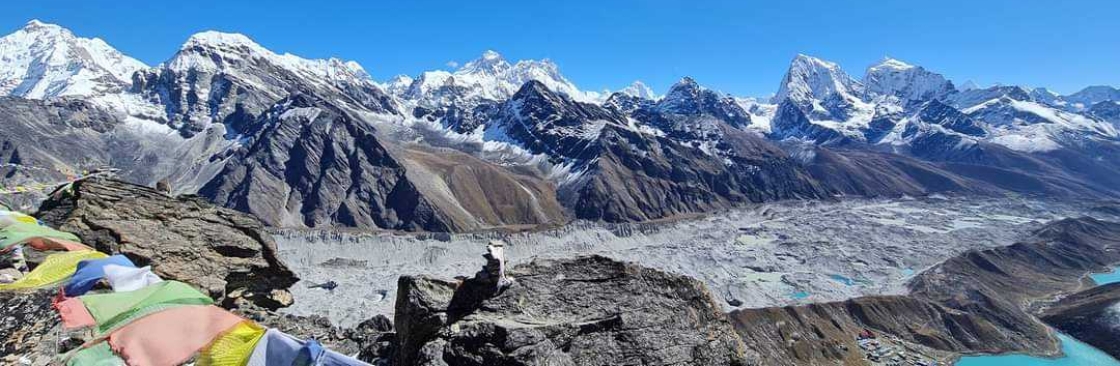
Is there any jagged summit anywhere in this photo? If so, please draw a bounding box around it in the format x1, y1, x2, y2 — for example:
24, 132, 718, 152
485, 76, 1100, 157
458, 49, 511, 75
774, 54, 863, 104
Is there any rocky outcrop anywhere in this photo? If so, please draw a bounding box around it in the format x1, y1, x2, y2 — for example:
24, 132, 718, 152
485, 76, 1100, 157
1040, 282, 1120, 360
35, 178, 298, 309
393, 255, 751, 366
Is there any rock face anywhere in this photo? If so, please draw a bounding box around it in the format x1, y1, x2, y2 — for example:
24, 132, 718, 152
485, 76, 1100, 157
1040, 283, 1120, 360
199, 93, 565, 231
393, 255, 751, 366
35, 178, 299, 309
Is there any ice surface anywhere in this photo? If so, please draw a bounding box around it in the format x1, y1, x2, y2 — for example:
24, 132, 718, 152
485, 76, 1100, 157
274, 197, 1100, 327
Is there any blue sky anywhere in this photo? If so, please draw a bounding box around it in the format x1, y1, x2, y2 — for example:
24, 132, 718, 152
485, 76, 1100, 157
3, 0, 1117, 97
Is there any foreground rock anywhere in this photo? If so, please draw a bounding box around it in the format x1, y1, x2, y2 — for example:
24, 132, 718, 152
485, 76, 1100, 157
394, 255, 752, 366
36, 178, 299, 309
1041, 282, 1120, 360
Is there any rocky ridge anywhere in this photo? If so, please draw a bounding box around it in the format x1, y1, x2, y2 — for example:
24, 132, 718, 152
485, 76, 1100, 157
1040, 282, 1120, 360
730, 217, 1120, 365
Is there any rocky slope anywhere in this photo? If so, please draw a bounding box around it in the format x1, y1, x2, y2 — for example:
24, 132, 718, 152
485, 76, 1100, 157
1040, 283, 1120, 360
728, 217, 1120, 365
393, 255, 752, 366
198, 93, 565, 231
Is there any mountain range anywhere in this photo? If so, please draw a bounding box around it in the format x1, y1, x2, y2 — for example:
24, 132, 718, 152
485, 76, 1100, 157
3, 19, 1120, 231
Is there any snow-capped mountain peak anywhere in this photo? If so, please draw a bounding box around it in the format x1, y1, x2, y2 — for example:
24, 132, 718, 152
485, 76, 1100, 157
869, 57, 915, 71
618, 80, 657, 100
380, 74, 414, 96
863, 57, 955, 102
1066, 85, 1120, 110
0, 19, 147, 99
457, 50, 511, 76
654, 77, 751, 128
773, 54, 863, 105
398, 50, 594, 106
165, 30, 376, 88
182, 30, 260, 50
959, 80, 981, 91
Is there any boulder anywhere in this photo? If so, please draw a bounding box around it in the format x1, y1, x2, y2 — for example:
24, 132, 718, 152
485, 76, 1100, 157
393, 255, 751, 366
35, 178, 298, 309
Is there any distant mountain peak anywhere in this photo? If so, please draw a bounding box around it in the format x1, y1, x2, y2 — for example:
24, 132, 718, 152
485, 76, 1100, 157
481, 49, 502, 60
23, 19, 63, 31
864, 57, 954, 102
774, 54, 863, 104
400, 50, 592, 105
618, 80, 657, 100
869, 57, 915, 71
167, 30, 374, 84
183, 30, 260, 49
0, 19, 147, 99
663, 77, 698, 98
458, 50, 511, 75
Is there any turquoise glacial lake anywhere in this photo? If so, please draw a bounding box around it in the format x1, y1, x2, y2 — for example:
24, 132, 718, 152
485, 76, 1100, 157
956, 333, 1120, 366
1091, 266, 1120, 285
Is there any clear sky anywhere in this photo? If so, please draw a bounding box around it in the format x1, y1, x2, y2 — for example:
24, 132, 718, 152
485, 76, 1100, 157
3, 0, 1117, 97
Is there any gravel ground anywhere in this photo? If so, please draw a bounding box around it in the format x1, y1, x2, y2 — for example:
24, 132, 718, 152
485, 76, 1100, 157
274, 196, 1107, 327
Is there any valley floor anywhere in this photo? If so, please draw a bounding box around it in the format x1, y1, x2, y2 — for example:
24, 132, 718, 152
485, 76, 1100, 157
273, 196, 1109, 327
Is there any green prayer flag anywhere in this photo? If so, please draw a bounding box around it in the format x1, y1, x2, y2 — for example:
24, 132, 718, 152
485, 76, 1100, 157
67, 342, 125, 366
0, 222, 81, 250
79, 280, 214, 334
